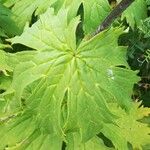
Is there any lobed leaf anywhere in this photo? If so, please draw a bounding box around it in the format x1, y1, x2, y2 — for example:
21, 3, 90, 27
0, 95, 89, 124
0, 8, 142, 149
117, 0, 147, 29
102, 102, 150, 150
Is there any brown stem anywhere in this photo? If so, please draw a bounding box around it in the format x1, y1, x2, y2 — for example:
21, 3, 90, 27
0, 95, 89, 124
93, 0, 135, 36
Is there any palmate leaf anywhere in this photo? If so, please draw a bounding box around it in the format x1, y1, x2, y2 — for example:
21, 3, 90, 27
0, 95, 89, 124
0, 8, 140, 149
102, 102, 150, 150
117, 0, 147, 29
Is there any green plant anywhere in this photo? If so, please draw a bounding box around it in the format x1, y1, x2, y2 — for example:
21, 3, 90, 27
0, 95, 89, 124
0, 0, 150, 150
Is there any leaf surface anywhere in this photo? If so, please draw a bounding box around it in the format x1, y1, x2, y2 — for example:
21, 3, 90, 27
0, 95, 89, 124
0, 8, 140, 149
0, 3, 20, 36
2, 0, 58, 31
3, 0, 111, 34
102, 102, 150, 150
63, 0, 111, 34
66, 133, 114, 150
117, 0, 147, 28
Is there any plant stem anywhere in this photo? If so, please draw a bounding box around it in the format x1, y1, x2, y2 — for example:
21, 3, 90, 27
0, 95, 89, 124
93, 0, 135, 36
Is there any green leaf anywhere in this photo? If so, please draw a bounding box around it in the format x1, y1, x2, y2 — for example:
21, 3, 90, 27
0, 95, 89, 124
2, 0, 58, 31
140, 17, 150, 38
1, 8, 139, 149
117, 0, 147, 29
0, 27, 7, 38
0, 3, 20, 36
66, 133, 114, 150
82, 0, 111, 34
4, 0, 111, 34
0, 50, 35, 75
0, 50, 12, 73
10, 8, 138, 111
0, 113, 62, 150
10, 8, 79, 52
0, 74, 12, 92
62, 0, 111, 34
0, 50, 36, 98
102, 102, 150, 150
146, 0, 150, 5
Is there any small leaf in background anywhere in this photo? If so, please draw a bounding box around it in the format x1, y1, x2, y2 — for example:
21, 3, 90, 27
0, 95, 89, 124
64, 0, 111, 34
140, 17, 150, 38
117, 0, 147, 29
2, 0, 59, 31
0, 3, 20, 36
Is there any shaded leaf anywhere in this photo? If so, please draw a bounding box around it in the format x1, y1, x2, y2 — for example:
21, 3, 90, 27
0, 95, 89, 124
0, 3, 20, 36
2, 0, 58, 31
